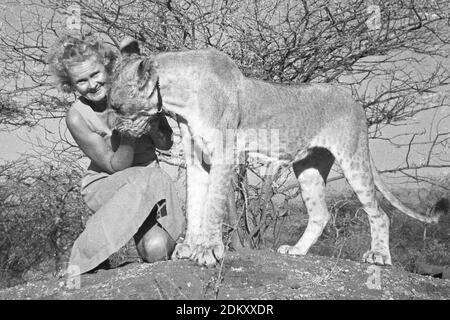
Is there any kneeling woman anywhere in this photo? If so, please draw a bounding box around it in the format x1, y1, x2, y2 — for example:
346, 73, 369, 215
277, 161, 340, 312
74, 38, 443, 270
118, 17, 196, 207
48, 35, 185, 275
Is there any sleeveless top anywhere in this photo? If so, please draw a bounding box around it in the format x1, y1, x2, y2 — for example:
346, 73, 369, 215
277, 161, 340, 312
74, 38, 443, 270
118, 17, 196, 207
72, 99, 158, 189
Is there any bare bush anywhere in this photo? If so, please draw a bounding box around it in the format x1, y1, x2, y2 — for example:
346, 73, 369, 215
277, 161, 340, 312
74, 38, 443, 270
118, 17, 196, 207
0, 154, 85, 288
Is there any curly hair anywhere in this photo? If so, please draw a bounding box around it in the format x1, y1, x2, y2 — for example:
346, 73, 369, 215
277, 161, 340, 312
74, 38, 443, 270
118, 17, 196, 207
47, 34, 117, 93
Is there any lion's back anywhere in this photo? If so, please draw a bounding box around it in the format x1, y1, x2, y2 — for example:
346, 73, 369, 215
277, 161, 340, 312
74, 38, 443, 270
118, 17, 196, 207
240, 79, 359, 123
154, 48, 241, 80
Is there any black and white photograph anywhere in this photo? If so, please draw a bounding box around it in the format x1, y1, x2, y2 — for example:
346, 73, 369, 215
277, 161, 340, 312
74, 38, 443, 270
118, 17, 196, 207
0, 0, 449, 303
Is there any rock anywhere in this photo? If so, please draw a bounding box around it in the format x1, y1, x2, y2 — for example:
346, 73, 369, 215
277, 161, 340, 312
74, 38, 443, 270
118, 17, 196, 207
0, 249, 449, 300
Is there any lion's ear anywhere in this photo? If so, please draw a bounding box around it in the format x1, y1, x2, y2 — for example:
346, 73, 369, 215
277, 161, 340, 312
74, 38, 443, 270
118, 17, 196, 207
119, 36, 141, 56
137, 58, 157, 93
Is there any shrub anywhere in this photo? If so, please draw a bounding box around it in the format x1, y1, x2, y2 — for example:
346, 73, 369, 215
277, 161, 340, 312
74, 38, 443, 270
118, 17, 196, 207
0, 158, 85, 288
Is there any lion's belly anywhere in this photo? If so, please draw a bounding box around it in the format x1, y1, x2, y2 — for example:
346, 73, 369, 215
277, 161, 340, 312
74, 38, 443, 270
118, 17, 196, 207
237, 79, 361, 161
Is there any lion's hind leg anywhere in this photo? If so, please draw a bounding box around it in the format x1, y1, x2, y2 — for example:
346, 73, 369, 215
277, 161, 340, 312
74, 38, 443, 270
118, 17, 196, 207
278, 147, 334, 256
335, 135, 392, 266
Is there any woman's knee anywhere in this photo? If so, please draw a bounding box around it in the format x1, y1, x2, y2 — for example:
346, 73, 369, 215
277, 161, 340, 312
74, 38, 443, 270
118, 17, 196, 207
134, 225, 176, 263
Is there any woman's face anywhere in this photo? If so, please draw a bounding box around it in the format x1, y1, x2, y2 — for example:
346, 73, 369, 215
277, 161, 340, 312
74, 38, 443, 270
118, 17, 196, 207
68, 56, 108, 102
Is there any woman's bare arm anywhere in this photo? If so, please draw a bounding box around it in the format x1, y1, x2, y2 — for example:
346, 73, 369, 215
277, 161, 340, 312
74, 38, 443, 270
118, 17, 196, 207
66, 106, 136, 173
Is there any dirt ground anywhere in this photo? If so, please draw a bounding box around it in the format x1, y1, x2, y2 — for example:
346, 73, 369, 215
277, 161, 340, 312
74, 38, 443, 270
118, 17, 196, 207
0, 248, 449, 300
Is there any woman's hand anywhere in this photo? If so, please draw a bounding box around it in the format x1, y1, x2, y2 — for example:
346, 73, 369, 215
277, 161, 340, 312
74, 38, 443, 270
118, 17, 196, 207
147, 112, 173, 151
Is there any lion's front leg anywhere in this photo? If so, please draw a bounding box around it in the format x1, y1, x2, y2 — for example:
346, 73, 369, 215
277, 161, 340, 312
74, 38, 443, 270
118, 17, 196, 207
172, 122, 233, 266
189, 162, 233, 266
172, 159, 209, 260
171, 122, 209, 261
174, 160, 233, 266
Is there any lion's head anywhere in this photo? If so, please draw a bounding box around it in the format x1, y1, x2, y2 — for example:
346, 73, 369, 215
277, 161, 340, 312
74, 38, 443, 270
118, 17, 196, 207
109, 37, 161, 137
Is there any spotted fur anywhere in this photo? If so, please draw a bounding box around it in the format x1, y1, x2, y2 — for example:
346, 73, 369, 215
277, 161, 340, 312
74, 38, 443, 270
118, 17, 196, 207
109, 39, 447, 266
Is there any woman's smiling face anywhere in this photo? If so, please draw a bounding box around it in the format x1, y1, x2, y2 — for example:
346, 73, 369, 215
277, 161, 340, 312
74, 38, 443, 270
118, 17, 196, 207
68, 56, 108, 102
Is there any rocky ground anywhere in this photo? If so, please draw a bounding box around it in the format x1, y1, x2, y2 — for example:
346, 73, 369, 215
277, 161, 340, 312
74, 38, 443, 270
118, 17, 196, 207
0, 248, 449, 300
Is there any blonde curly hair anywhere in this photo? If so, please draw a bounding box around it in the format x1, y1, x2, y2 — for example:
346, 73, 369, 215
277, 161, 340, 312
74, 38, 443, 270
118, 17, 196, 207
47, 34, 117, 93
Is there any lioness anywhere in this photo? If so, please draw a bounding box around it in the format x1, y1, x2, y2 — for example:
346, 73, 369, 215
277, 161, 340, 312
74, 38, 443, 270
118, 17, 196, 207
109, 38, 447, 267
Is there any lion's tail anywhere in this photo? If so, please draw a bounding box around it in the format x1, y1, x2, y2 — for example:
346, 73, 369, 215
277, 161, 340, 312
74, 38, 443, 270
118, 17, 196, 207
371, 157, 448, 224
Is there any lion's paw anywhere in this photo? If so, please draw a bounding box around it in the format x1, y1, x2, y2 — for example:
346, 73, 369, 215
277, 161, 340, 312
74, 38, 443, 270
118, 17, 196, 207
171, 242, 193, 260
191, 243, 224, 267
362, 250, 392, 266
277, 245, 307, 256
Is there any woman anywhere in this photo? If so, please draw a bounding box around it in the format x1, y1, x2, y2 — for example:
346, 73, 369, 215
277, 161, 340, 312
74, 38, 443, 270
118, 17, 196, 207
48, 35, 185, 275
